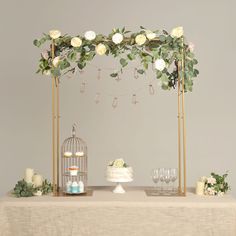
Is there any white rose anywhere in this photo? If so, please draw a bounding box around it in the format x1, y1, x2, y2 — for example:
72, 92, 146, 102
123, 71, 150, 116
135, 34, 147, 45
71, 37, 82, 47
146, 30, 156, 40
112, 33, 124, 44
96, 43, 107, 55
84, 31, 96, 40
43, 70, 51, 76
171, 26, 184, 38
113, 159, 125, 168
154, 59, 166, 71
207, 176, 216, 185
49, 30, 61, 39
52, 56, 60, 67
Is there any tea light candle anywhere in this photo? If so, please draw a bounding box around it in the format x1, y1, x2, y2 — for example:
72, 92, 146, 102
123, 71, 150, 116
75, 151, 84, 157
196, 181, 205, 195
32, 174, 43, 187
64, 151, 72, 157
25, 168, 34, 183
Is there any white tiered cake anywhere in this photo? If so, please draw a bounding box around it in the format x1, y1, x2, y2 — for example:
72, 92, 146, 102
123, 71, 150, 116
106, 159, 133, 193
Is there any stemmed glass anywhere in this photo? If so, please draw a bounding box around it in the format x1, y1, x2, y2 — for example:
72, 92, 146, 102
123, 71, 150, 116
170, 168, 178, 193
164, 168, 171, 194
159, 168, 165, 194
151, 169, 160, 192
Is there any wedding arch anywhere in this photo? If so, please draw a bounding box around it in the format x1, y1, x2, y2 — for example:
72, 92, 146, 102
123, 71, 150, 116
34, 26, 199, 196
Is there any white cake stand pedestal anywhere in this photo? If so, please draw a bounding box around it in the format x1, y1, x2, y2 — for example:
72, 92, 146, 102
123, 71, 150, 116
113, 183, 126, 194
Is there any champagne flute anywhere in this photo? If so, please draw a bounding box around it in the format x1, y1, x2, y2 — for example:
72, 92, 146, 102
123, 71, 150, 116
164, 168, 171, 194
159, 168, 165, 194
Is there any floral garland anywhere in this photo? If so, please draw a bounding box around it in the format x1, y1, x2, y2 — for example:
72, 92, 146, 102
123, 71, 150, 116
34, 26, 199, 92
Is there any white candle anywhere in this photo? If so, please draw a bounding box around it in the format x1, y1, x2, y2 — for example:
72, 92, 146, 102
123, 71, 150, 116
32, 174, 43, 187
196, 181, 205, 195
64, 151, 72, 157
75, 151, 84, 157
25, 168, 34, 183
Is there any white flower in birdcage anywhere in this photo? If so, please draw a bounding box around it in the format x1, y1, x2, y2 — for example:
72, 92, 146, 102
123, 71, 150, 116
84, 31, 96, 40
154, 59, 166, 71
96, 43, 107, 55
171, 26, 184, 38
135, 34, 147, 45
49, 30, 61, 39
71, 37, 82, 47
112, 33, 124, 44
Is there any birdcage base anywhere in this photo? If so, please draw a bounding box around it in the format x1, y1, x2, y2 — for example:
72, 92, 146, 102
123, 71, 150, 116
55, 188, 93, 197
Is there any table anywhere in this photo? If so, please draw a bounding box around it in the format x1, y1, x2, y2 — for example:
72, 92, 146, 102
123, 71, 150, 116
0, 187, 236, 236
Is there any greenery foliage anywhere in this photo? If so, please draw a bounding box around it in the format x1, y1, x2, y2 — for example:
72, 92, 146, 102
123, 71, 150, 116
13, 179, 53, 198
34, 27, 199, 92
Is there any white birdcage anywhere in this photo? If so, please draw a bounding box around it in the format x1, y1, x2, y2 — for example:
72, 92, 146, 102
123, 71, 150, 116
61, 125, 88, 194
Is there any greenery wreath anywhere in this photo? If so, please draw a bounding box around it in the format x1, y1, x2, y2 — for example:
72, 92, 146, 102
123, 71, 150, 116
34, 26, 199, 92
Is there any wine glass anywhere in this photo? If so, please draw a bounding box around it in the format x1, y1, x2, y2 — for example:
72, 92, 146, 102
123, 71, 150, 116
164, 168, 171, 194
170, 168, 178, 193
159, 168, 165, 194
151, 169, 160, 191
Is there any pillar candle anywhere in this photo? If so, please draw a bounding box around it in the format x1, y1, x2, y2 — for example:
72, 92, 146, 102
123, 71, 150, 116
196, 181, 205, 195
32, 174, 43, 187
25, 168, 34, 183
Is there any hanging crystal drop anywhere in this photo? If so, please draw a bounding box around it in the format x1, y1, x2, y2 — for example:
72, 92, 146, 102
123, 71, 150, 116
112, 97, 118, 108
97, 68, 101, 80
149, 84, 155, 95
80, 82, 86, 93
95, 93, 100, 104
132, 94, 138, 105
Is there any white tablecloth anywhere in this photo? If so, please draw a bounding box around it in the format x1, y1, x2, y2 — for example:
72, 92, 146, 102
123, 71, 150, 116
0, 187, 236, 236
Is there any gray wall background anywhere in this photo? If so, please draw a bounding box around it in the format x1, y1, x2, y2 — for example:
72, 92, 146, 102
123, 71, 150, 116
0, 0, 235, 196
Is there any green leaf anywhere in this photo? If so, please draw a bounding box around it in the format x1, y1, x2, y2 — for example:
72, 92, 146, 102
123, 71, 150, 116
159, 35, 166, 42
33, 39, 41, 47
110, 72, 118, 77
67, 51, 77, 62
127, 53, 135, 60
137, 69, 145, 74
120, 58, 128, 67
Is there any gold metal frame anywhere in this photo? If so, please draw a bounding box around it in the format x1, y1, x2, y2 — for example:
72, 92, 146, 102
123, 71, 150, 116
50, 37, 187, 196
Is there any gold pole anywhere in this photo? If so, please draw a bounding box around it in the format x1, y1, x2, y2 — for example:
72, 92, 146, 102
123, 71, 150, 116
177, 61, 182, 194
56, 77, 60, 192
51, 41, 56, 195
181, 37, 187, 196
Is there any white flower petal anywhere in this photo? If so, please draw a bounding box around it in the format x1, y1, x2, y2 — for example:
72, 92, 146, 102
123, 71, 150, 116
71, 37, 82, 47
49, 30, 61, 39
84, 31, 96, 40
112, 33, 123, 44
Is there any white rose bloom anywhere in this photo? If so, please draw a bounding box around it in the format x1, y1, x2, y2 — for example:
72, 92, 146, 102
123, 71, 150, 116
154, 59, 166, 71
71, 37, 82, 47
171, 26, 184, 38
146, 30, 156, 40
96, 43, 107, 55
43, 70, 51, 76
49, 30, 61, 39
135, 34, 147, 45
113, 159, 125, 168
84, 31, 96, 40
112, 33, 124, 44
52, 56, 60, 67
207, 176, 216, 185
